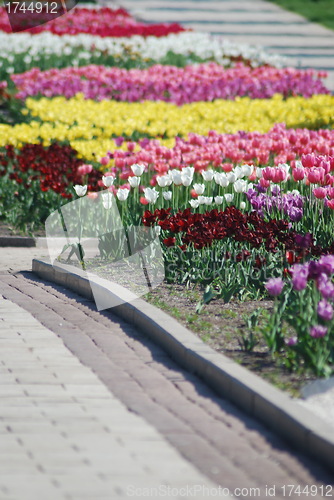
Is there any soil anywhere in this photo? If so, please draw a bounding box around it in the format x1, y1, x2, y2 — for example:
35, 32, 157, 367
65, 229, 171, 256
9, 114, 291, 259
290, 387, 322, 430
143, 282, 318, 397
0, 222, 46, 238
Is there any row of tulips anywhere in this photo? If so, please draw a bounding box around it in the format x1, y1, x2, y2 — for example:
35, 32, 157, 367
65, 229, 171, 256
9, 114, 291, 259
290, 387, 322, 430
10, 63, 329, 102
0, 6, 186, 37
1, 95, 333, 156
0, 30, 289, 82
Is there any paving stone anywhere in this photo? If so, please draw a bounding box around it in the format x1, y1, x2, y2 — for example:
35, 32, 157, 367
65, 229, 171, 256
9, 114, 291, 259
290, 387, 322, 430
1, 256, 333, 500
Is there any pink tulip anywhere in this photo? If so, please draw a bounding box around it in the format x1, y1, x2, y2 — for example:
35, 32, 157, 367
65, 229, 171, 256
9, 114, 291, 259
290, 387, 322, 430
292, 167, 305, 181
77, 164, 93, 175
313, 187, 327, 199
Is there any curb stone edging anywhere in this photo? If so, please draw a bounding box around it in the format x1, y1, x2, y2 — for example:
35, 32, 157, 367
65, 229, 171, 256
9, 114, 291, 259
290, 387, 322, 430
32, 258, 334, 473
0, 236, 48, 248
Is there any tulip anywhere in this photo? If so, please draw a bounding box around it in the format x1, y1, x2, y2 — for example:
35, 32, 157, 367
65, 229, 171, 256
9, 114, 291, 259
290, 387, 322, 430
73, 184, 87, 197
102, 175, 115, 188
313, 187, 327, 199
214, 172, 229, 187
100, 156, 110, 166
131, 163, 145, 176
224, 193, 234, 203
310, 325, 328, 338
157, 175, 172, 187
77, 164, 93, 176
189, 199, 200, 209
163, 191, 172, 201
317, 300, 333, 321
128, 176, 141, 188
170, 170, 183, 185
181, 174, 193, 187
265, 277, 284, 296
201, 169, 214, 181
116, 188, 130, 201
193, 183, 205, 195
143, 187, 159, 204
292, 167, 305, 182
214, 196, 223, 205
233, 179, 248, 193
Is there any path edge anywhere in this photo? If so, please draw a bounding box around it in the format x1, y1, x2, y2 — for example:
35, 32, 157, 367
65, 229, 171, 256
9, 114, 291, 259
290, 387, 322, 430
32, 257, 334, 474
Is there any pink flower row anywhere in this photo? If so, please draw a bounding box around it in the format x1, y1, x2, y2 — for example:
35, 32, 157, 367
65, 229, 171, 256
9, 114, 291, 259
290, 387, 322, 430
0, 6, 186, 37
11, 63, 330, 102
102, 124, 334, 179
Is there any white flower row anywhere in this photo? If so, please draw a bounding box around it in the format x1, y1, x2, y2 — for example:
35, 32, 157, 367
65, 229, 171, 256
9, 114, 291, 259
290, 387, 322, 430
0, 30, 288, 68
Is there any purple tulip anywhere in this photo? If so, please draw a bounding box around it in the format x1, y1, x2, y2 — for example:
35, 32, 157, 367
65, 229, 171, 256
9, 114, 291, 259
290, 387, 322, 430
290, 263, 309, 291
265, 277, 284, 296
318, 255, 334, 276
317, 300, 333, 321
286, 336, 298, 346
317, 277, 334, 301
310, 325, 328, 338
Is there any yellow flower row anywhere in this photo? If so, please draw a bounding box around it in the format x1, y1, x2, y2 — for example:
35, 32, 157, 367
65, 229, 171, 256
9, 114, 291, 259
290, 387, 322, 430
0, 94, 333, 160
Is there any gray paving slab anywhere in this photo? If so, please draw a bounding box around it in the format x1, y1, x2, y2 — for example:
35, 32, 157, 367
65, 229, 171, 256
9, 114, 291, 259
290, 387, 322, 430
0, 292, 219, 500
0, 265, 332, 500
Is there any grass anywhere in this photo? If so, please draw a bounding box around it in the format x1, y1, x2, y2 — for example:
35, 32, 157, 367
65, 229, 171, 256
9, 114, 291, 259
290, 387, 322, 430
265, 0, 334, 31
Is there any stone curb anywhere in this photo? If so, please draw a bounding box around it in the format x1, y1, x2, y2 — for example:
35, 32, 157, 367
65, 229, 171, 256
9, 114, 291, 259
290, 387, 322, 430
32, 258, 334, 474
0, 236, 36, 247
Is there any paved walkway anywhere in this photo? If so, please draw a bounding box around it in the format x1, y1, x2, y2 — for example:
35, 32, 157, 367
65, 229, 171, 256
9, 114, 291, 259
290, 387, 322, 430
0, 247, 333, 499
117, 0, 334, 91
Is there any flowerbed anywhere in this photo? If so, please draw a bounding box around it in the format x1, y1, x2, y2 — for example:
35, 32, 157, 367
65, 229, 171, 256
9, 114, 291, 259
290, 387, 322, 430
11, 64, 329, 102
0, 6, 186, 37
1, 3, 334, 380
1, 95, 333, 156
0, 30, 288, 83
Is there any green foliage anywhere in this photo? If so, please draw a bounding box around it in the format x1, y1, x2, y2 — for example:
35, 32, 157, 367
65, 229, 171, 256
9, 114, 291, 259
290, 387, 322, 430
266, 0, 334, 31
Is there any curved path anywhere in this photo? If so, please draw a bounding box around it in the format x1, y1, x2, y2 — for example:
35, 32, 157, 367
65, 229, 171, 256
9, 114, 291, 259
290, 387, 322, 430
0, 248, 333, 499
116, 0, 334, 91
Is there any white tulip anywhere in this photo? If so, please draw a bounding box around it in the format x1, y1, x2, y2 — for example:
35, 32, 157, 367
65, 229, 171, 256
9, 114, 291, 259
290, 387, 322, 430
143, 187, 159, 204
170, 170, 183, 185
130, 163, 145, 176
182, 166, 194, 178
116, 188, 130, 201
73, 185, 87, 197
102, 175, 115, 187
128, 176, 141, 188
214, 172, 229, 187
193, 183, 205, 195
242, 164, 253, 177
227, 172, 236, 183
201, 169, 214, 181
214, 196, 224, 205
163, 191, 172, 201
233, 179, 248, 193
189, 200, 200, 209
181, 174, 193, 187
157, 175, 172, 187
240, 201, 246, 210
198, 196, 212, 206
233, 166, 243, 179
224, 193, 234, 203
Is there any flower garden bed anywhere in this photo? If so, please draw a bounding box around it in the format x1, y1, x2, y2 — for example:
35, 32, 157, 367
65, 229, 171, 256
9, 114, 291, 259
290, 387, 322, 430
1, 4, 334, 388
